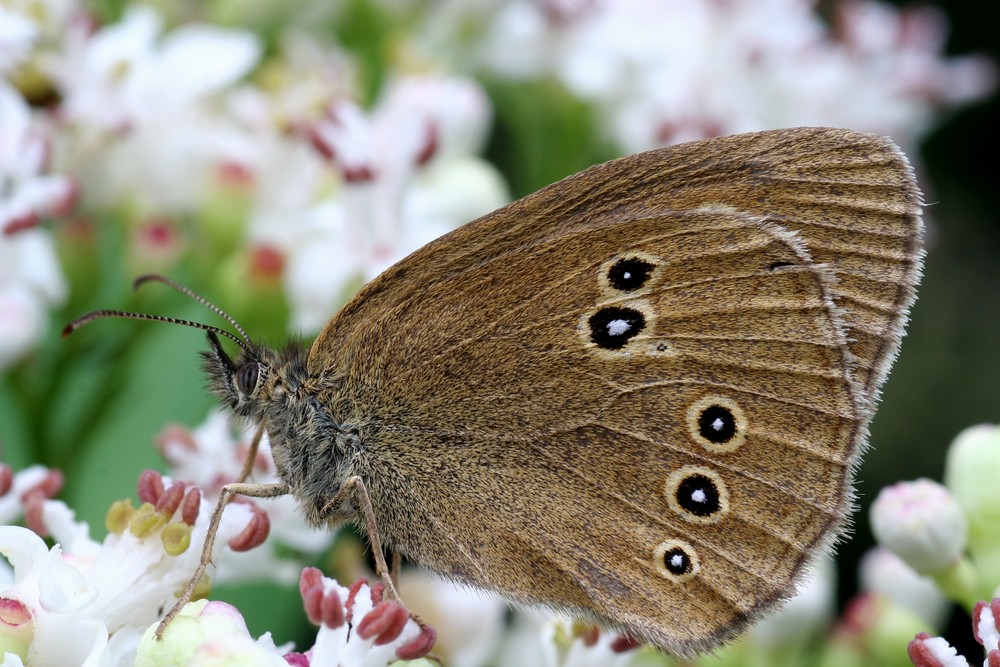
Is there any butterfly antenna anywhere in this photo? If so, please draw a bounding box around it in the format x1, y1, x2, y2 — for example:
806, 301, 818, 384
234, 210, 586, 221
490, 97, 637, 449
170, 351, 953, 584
133, 274, 251, 344
62, 274, 251, 353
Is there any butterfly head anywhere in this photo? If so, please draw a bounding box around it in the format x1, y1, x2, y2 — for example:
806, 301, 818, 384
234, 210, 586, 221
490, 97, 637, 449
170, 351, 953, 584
201, 330, 310, 426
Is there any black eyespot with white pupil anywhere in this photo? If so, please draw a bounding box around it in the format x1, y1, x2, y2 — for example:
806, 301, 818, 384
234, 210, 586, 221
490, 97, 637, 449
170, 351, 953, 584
697, 404, 737, 444
607, 257, 654, 291
589, 307, 645, 350
676, 473, 721, 517
236, 362, 259, 395
662, 546, 693, 576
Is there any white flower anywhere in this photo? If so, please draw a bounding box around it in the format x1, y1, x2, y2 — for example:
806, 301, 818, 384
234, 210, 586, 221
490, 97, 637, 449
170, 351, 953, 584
906, 632, 970, 667
0, 7, 37, 74
467, 0, 996, 152
135, 600, 287, 667
746, 558, 835, 647
156, 411, 331, 586
870, 478, 968, 575
859, 547, 950, 629
0, 82, 76, 232
0, 466, 54, 527
0, 83, 72, 371
294, 569, 436, 665
271, 74, 507, 334
47, 6, 261, 215
497, 612, 640, 667
398, 570, 507, 667
0, 465, 277, 665
50, 6, 260, 130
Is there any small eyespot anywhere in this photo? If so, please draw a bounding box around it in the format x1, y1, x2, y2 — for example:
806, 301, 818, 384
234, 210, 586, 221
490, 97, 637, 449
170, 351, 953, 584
236, 362, 260, 396
698, 405, 737, 444
588, 307, 646, 350
686, 396, 747, 453
653, 539, 699, 582
607, 257, 655, 291
665, 466, 729, 524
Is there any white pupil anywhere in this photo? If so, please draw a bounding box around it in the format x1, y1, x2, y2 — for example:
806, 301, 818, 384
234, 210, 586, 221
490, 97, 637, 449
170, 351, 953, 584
691, 488, 707, 504
607, 319, 631, 336
670, 553, 684, 567
622, 271, 632, 279
711, 417, 725, 431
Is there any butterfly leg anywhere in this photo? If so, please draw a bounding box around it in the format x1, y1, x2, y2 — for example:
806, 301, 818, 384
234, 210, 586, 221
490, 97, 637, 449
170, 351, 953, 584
155, 479, 291, 639
237, 421, 268, 483
323, 475, 402, 603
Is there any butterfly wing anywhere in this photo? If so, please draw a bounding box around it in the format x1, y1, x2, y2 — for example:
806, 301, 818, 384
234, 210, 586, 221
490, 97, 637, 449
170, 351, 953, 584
307, 128, 922, 655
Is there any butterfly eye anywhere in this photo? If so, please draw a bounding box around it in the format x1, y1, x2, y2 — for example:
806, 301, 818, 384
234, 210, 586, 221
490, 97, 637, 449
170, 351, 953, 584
236, 362, 260, 396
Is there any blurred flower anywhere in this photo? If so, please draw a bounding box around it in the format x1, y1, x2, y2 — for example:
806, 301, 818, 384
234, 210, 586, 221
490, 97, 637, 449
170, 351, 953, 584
399, 570, 507, 667
859, 548, 950, 630
273, 74, 507, 333
50, 5, 260, 131
135, 600, 287, 667
47, 5, 261, 215
745, 558, 836, 648
944, 423, 1000, 595
0, 6, 37, 74
838, 592, 930, 667
496, 613, 640, 667
871, 479, 967, 576
465, 0, 996, 152
0, 81, 74, 370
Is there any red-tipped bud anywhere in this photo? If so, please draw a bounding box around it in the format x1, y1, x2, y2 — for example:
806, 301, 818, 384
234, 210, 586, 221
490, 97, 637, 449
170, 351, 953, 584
0, 465, 13, 496
355, 600, 409, 645
137, 470, 165, 505
227, 499, 270, 552
181, 487, 201, 525
396, 624, 437, 660
155, 482, 186, 516
611, 633, 642, 653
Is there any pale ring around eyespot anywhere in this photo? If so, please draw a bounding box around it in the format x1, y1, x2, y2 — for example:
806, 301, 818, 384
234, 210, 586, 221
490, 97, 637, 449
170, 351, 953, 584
653, 538, 700, 582
686, 395, 747, 453
664, 466, 729, 525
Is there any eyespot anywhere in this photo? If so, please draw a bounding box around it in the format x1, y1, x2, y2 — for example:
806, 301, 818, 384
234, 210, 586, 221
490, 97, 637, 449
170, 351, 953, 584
607, 257, 655, 291
588, 307, 646, 350
653, 539, 699, 582
236, 362, 260, 396
686, 396, 747, 453
665, 466, 729, 524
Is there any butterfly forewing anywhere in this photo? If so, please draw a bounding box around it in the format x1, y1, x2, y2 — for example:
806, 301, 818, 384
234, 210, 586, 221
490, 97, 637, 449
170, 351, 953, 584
306, 128, 922, 655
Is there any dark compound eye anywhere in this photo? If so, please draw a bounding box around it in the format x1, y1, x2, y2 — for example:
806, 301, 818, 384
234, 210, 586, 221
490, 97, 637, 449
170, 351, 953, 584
588, 307, 646, 350
697, 404, 737, 444
675, 473, 722, 517
236, 362, 260, 396
607, 257, 655, 291
662, 545, 694, 576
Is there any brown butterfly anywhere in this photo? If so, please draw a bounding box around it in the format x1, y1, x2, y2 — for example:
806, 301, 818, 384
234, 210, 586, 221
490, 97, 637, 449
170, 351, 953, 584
66, 127, 923, 656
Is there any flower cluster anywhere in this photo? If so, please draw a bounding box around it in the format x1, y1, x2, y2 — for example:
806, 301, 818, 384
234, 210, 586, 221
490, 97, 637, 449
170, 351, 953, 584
393, 0, 996, 152
865, 424, 1000, 666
